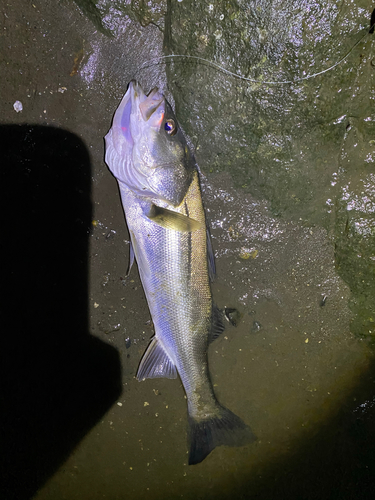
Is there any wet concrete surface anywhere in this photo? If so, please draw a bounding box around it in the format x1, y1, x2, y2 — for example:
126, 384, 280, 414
1, 1, 375, 499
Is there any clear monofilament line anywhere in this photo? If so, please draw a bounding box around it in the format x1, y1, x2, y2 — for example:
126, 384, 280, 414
134, 23, 374, 86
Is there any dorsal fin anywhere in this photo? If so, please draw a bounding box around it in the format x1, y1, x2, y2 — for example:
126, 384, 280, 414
206, 227, 216, 281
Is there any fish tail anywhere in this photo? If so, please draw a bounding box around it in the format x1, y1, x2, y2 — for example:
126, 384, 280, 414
188, 405, 256, 465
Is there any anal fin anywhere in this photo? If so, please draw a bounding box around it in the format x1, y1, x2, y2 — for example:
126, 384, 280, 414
136, 337, 177, 381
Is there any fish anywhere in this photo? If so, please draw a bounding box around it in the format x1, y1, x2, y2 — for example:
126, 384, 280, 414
105, 81, 255, 464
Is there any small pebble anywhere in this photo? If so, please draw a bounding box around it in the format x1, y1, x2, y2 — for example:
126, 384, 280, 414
13, 100, 23, 113
225, 307, 241, 327
252, 321, 261, 332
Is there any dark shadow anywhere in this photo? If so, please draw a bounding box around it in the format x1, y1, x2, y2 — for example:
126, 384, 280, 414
0, 125, 122, 500
234, 361, 375, 500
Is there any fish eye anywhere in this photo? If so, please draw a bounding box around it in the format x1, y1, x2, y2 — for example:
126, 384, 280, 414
164, 119, 177, 136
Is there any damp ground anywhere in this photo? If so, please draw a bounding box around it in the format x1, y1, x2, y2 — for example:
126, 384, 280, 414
1, 1, 375, 499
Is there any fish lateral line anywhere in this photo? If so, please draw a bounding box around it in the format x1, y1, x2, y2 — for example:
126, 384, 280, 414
105, 80, 256, 465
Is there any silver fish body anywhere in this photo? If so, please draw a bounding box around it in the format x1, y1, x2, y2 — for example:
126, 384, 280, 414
105, 81, 254, 464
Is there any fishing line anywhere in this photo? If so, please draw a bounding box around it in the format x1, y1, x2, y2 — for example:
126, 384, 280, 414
134, 21, 374, 85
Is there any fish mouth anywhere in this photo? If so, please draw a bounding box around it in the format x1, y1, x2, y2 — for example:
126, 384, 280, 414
108, 81, 166, 158
105, 80, 168, 196
129, 80, 165, 129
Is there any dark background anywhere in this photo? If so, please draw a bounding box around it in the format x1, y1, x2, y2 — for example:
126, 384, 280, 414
0, 125, 122, 500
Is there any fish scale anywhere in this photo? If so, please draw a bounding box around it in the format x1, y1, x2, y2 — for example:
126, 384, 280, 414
105, 80, 255, 464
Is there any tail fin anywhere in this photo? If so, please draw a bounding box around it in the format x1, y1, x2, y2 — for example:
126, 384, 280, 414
188, 405, 256, 465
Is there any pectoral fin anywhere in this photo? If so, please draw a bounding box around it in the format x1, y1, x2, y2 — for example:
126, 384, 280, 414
129, 230, 150, 279
147, 204, 203, 232
126, 241, 135, 276
136, 337, 177, 380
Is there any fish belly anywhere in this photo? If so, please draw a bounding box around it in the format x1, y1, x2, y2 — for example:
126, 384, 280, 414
120, 175, 255, 464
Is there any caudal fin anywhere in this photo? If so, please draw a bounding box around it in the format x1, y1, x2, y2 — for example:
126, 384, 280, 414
188, 405, 256, 465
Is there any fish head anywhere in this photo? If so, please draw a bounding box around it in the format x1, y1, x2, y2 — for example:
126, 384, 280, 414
105, 81, 194, 206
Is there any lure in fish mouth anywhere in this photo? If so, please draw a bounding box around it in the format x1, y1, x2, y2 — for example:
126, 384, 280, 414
105, 81, 256, 464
